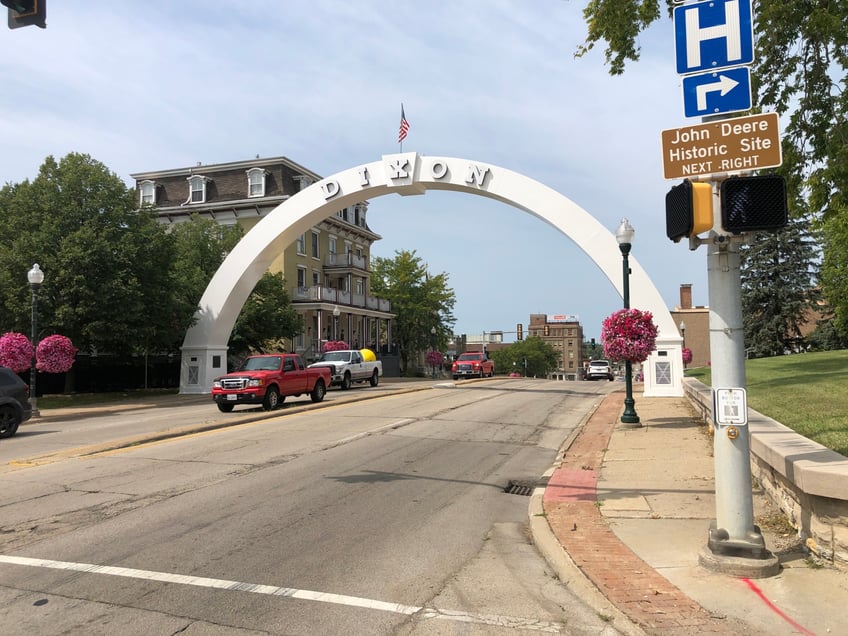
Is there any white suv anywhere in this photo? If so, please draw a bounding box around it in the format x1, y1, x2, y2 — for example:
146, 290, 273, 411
586, 359, 614, 381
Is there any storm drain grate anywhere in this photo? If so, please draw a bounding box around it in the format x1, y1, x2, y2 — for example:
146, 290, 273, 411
504, 479, 536, 496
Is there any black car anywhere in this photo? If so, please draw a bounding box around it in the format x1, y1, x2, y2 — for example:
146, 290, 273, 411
0, 367, 33, 438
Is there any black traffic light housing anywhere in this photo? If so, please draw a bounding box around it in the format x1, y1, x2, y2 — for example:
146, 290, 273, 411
665, 179, 713, 242
543, 324, 550, 337
3, 0, 45, 29
720, 174, 788, 234
516, 323, 523, 341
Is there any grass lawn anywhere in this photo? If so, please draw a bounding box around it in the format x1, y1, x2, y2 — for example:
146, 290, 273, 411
686, 350, 848, 457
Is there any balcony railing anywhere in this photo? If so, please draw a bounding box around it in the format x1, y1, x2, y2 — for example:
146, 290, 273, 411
292, 285, 391, 312
324, 253, 367, 270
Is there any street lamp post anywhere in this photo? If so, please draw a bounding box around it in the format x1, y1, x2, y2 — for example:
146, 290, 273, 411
27, 263, 44, 417
679, 320, 687, 368
430, 326, 437, 377
615, 219, 640, 425
333, 305, 340, 340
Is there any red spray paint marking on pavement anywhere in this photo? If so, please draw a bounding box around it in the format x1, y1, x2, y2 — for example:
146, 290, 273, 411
740, 577, 816, 635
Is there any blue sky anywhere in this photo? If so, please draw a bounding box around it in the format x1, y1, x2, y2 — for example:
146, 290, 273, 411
0, 1, 710, 342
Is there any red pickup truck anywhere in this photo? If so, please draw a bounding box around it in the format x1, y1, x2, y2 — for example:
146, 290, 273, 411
451, 352, 495, 380
211, 353, 331, 412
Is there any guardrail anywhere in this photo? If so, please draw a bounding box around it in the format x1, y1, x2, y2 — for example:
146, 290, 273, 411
682, 377, 848, 569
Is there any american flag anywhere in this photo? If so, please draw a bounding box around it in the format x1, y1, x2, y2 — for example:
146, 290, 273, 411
398, 105, 409, 143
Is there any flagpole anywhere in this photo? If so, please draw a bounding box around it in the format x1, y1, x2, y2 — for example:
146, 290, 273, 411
398, 103, 409, 152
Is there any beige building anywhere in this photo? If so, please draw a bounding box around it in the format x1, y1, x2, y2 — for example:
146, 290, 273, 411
669, 284, 710, 369
130, 156, 394, 362
528, 313, 584, 380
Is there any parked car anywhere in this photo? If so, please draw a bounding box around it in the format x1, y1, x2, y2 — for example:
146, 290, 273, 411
586, 359, 614, 381
0, 367, 33, 438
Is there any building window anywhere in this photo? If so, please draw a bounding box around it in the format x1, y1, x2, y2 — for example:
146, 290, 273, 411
246, 168, 267, 198
328, 236, 337, 256
311, 231, 320, 258
296, 267, 306, 288
296, 234, 305, 255
355, 278, 364, 295
187, 175, 208, 203
139, 180, 156, 205
312, 270, 321, 286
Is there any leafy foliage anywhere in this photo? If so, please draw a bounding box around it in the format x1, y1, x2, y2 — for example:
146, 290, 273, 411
370, 250, 456, 374
740, 216, 820, 357
228, 272, 303, 359
490, 337, 560, 378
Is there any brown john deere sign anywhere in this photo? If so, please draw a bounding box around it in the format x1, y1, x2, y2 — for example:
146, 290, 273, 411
661, 112, 781, 180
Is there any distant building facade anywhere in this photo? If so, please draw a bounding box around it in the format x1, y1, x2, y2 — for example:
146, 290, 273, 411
669, 284, 710, 368
529, 313, 584, 380
130, 156, 395, 363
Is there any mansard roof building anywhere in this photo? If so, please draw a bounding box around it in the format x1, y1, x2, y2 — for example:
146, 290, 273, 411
130, 156, 394, 363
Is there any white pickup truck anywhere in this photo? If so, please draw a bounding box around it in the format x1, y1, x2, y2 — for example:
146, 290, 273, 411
308, 349, 382, 389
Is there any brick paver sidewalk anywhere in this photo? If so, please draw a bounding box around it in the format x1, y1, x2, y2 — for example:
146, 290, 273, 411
543, 392, 756, 635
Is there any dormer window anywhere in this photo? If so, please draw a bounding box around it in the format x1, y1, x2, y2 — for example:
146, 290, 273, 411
139, 180, 156, 205
246, 167, 267, 198
187, 175, 210, 204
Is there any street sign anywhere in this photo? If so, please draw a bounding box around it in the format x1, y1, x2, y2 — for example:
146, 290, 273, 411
714, 387, 748, 425
682, 66, 751, 118
674, 0, 754, 75
660, 112, 782, 180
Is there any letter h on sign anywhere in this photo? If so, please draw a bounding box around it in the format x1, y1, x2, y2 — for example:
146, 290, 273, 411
674, 0, 754, 75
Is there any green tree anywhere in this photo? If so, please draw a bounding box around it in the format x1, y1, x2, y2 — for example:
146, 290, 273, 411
576, 1, 848, 339
228, 272, 303, 360
490, 337, 560, 378
740, 215, 819, 357
370, 250, 456, 374
0, 153, 179, 357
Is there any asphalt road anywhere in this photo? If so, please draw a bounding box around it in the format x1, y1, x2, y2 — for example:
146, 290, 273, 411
0, 378, 619, 635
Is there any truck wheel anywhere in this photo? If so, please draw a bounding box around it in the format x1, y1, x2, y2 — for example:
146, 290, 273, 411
310, 379, 326, 403
341, 372, 352, 390
263, 386, 281, 410
369, 369, 379, 387
217, 403, 234, 413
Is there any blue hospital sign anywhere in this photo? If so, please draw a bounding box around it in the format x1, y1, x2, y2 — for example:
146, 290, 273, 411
674, 0, 754, 75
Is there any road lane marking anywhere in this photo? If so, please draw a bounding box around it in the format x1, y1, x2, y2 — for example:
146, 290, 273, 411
0, 554, 563, 632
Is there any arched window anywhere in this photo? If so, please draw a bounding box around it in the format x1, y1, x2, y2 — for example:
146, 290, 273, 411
246, 167, 267, 198
139, 180, 156, 205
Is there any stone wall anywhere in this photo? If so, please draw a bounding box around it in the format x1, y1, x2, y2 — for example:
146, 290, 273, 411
682, 378, 848, 569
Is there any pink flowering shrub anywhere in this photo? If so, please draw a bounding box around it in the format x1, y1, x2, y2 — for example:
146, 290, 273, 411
601, 309, 658, 363
322, 340, 350, 353
36, 335, 77, 373
0, 332, 33, 373
682, 347, 693, 365
426, 350, 443, 367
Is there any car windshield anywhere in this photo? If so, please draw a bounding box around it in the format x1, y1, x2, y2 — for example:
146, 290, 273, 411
589, 361, 609, 367
318, 352, 349, 362
458, 354, 481, 361
240, 356, 282, 371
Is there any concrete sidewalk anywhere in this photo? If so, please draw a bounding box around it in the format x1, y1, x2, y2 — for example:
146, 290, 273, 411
536, 389, 848, 635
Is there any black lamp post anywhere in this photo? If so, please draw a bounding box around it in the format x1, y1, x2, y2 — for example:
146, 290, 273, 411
615, 219, 640, 425
430, 326, 437, 376
679, 320, 687, 369
27, 263, 44, 417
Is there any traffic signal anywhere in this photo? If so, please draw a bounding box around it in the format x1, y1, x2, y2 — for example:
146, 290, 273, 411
720, 175, 788, 234
591, 338, 596, 350
543, 324, 550, 337
3, 0, 45, 29
516, 323, 523, 341
665, 179, 713, 242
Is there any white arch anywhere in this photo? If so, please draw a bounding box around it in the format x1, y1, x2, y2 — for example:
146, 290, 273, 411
180, 153, 683, 396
